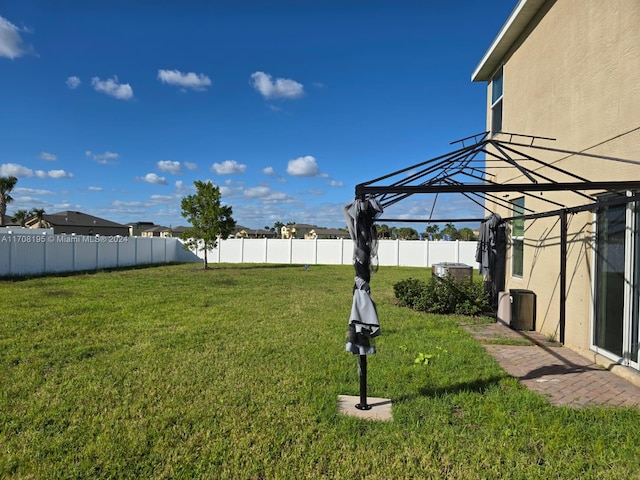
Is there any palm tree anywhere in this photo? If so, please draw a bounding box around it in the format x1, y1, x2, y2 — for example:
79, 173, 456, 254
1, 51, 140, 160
424, 224, 440, 240
29, 208, 46, 228
0, 176, 18, 227
11, 209, 29, 227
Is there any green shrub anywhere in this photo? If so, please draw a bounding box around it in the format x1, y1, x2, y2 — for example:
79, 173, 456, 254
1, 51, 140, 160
393, 274, 489, 316
392, 277, 426, 309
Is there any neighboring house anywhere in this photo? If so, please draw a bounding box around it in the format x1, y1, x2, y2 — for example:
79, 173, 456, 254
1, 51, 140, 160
171, 226, 188, 237
312, 227, 350, 240
141, 225, 173, 238
127, 221, 155, 237
473, 1, 640, 372
280, 223, 318, 239
233, 225, 275, 239
25, 211, 129, 236
284, 224, 349, 240
1, 214, 17, 226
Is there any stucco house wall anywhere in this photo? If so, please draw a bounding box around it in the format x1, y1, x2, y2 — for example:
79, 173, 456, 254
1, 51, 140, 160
474, 0, 640, 358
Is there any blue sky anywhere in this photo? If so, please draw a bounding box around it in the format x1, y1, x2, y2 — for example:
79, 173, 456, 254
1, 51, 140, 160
0, 1, 514, 230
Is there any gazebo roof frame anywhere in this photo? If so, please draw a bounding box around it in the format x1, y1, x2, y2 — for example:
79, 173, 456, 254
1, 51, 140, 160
356, 132, 640, 224
352, 132, 640, 344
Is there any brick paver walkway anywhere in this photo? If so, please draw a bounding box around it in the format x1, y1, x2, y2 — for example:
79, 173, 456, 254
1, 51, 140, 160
462, 322, 640, 408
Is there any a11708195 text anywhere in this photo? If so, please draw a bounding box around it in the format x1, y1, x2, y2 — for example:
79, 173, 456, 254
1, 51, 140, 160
1, 235, 129, 244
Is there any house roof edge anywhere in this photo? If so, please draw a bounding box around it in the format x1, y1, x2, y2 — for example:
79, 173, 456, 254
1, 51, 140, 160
471, 0, 547, 82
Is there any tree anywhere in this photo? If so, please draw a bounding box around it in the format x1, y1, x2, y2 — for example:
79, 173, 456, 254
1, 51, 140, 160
376, 224, 392, 239
458, 227, 476, 241
180, 181, 236, 269
11, 209, 29, 227
29, 208, 46, 228
424, 224, 440, 240
272, 221, 284, 237
441, 222, 459, 241
0, 175, 18, 227
396, 227, 419, 240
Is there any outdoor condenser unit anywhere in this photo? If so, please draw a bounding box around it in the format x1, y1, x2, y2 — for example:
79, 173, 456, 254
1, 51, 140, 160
509, 289, 536, 331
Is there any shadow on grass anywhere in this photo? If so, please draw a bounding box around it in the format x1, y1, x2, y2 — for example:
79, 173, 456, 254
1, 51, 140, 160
393, 375, 507, 403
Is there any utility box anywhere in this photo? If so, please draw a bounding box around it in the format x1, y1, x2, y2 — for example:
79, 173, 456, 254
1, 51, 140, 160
431, 263, 473, 283
509, 289, 536, 331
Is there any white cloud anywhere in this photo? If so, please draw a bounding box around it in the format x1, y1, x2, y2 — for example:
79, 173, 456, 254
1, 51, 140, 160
219, 186, 232, 197
45, 169, 74, 179
262, 165, 286, 183
91, 76, 134, 100
14, 187, 55, 195
39, 152, 57, 161
66, 76, 81, 89
140, 173, 168, 185
329, 179, 344, 187
184, 162, 198, 170
244, 186, 271, 198
286, 155, 319, 177
112, 200, 146, 208
250, 71, 304, 100
88, 186, 103, 191
0, 163, 34, 177
150, 194, 176, 203
157, 160, 182, 174
86, 150, 119, 164
0, 15, 32, 59
175, 180, 194, 194
0, 163, 72, 178
242, 186, 292, 204
211, 160, 247, 175
157, 69, 212, 91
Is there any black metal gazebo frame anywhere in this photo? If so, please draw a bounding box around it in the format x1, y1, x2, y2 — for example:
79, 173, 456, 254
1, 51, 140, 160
353, 131, 640, 345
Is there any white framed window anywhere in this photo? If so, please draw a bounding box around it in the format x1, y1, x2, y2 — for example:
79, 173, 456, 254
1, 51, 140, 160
511, 196, 524, 277
491, 67, 503, 134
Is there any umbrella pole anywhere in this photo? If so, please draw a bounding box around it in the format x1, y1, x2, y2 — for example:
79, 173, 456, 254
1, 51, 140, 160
355, 354, 372, 410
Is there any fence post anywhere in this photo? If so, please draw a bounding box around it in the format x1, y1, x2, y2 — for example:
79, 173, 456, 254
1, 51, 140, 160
8, 234, 13, 275
314, 237, 318, 265
424, 239, 429, 267
264, 238, 268, 263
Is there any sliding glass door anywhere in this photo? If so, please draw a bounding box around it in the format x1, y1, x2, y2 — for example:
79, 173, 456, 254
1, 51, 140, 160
594, 198, 639, 368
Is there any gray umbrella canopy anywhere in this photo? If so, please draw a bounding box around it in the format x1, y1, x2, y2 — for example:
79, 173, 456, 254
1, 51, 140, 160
476, 212, 506, 308
343, 198, 383, 355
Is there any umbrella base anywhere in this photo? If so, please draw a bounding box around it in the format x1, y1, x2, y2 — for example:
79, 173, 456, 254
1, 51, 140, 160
337, 395, 392, 421
355, 403, 372, 411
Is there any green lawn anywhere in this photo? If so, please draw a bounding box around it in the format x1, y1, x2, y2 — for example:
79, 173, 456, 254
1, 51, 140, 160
1, 264, 639, 479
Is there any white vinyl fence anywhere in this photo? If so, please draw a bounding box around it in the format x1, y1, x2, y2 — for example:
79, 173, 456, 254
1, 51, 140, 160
0, 233, 199, 277
0, 234, 479, 278
202, 238, 478, 268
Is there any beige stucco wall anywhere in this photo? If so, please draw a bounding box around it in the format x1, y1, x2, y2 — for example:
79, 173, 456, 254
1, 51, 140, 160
483, 0, 640, 354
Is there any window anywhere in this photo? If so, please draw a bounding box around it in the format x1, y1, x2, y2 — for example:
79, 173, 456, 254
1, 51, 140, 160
491, 67, 503, 134
511, 197, 524, 277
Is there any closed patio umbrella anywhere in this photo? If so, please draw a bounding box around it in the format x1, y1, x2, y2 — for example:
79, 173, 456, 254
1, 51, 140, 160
343, 197, 383, 410
476, 212, 506, 309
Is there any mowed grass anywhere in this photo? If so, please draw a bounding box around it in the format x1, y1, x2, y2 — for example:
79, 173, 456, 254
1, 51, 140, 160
1, 263, 640, 479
